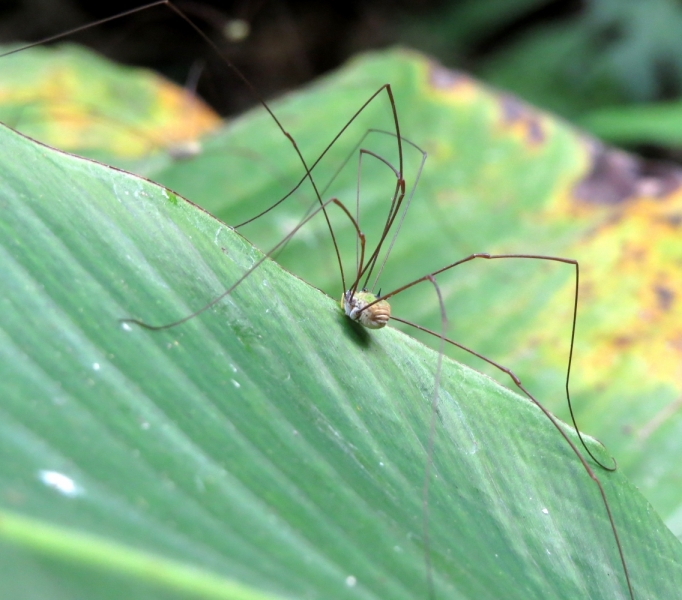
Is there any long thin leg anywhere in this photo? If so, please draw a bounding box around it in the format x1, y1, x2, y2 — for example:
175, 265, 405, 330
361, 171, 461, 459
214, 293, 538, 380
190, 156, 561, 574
2, 0, 405, 301
366, 252, 616, 472
391, 313, 634, 600
330, 206, 634, 598
5, 2, 414, 335
421, 275, 447, 600
378, 253, 634, 600
307, 129, 426, 283
119, 195, 341, 330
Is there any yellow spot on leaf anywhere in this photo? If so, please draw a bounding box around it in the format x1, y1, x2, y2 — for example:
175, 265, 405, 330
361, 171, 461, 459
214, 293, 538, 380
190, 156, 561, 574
539, 177, 682, 393
0, 45, 221, 158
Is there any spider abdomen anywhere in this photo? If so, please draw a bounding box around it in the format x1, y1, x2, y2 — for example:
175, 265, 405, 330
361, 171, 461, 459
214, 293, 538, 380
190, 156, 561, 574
342, 290, 391, 329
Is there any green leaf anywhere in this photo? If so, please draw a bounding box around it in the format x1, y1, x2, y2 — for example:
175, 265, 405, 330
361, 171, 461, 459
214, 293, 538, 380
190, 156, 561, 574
0, 43, 220, 159
2, 98, 682, 599
3, 41, 682, 598
121, 48, 682, 539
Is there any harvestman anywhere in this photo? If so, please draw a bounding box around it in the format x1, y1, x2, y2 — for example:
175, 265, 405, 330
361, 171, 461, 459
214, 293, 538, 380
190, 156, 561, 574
0, 2, 634, 598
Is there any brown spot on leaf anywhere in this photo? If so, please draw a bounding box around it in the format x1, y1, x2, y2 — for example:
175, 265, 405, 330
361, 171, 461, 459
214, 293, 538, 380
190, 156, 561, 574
664, 213, 682, 227
579, 280, 596, 302
499, 94, 546, 145
621, 242, 647, 263
655, 284, 675, 311
428, 63, 469, 90
573, 141, 682, 205
426, 61, 545, 145
613, 335, 634, 349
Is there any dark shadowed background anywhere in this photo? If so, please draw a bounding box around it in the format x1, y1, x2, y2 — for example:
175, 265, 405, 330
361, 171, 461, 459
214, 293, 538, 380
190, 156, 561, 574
3, 0, 682, 162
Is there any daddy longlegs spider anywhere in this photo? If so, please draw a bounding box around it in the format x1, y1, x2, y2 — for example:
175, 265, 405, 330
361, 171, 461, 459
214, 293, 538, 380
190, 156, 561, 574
0, 2, 642, 598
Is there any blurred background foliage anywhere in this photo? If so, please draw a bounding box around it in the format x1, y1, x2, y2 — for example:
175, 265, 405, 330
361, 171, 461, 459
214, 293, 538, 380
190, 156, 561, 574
3, 0, 682, 160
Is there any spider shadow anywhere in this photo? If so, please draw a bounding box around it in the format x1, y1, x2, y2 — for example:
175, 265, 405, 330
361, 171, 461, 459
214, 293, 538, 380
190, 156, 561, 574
336, 310, 371, 348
